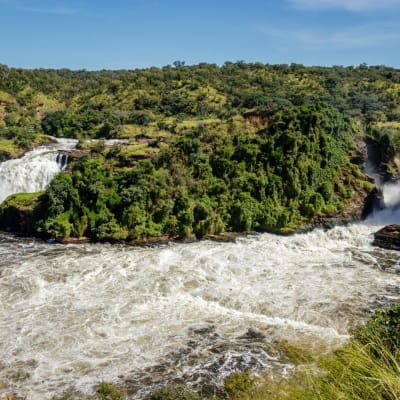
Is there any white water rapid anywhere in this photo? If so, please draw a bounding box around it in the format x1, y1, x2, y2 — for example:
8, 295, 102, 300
1, 146, 400, 399
0, 139, 77, 204
0, 219, 400, 399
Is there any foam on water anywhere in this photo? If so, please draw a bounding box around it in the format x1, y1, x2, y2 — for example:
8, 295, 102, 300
1, 220, 400, 399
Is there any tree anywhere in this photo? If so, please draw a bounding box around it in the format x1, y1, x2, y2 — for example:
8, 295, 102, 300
173, 60, 186, 68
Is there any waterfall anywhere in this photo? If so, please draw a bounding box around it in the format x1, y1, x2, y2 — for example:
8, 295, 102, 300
56, 152, 69, 171
382, 181, 400, 210
0, 139, 77, 204
367, 180, 400, 225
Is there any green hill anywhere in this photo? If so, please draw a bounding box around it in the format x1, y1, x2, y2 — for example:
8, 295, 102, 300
0, 62, 399, 240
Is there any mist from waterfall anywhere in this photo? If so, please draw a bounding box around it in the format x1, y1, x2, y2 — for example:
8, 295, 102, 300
367, 180, 400, 225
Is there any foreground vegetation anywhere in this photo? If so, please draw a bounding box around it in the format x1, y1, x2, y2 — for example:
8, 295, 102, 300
231, 305, 400, 400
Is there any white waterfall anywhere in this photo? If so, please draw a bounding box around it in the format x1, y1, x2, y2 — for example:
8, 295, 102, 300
367, 180, 400, 225
0, 139, 77, 203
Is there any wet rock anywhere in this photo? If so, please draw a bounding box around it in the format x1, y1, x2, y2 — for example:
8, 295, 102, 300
0, 150, 10, 162
189, 325, 216, 336
63, 149, 89, 160
362, 186, 384, 219
59, 236, 90, 244
373, 224, 400, 251
238, 328, 266, 341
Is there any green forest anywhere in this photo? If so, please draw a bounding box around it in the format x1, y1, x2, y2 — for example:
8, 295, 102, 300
1, 62, 400, 241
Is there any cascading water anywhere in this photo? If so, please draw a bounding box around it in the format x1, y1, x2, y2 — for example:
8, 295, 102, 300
56, 152, 69, 171
1, 147, 400, 399
0, 139, 77, 204
367, 180, 400, 225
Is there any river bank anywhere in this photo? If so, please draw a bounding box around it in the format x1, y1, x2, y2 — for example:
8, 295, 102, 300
0, 177, 381, 246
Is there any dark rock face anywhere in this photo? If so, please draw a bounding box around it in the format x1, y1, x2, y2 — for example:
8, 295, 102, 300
0, 150, 11, 162
0, 205, 35, 235
362, 186, 384, 219
373, 225, 400, 251
0, 193, 41, 236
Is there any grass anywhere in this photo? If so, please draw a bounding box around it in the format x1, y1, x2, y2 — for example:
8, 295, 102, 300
118, 142, 160, 158
0, 90, 16, 103
0, 138, 19, 158
283, 336, 400, 400
32, 92, 65, 111
0, 192, 42, 210
0, 134, 53, 159
376, 121, 400, 129
220, 340, 400, 400
176, 118, 221, 130
51, 382, 126, 400
120, 118, 222, 140
223, 306, 400, 400
121, 123, 172, 140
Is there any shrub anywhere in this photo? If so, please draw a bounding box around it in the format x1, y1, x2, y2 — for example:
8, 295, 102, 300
353, 304, 400, 354
276, 306, 400, 400
224, 372, 254, 397
95, 382, 126, 400
150, 385, 200, 400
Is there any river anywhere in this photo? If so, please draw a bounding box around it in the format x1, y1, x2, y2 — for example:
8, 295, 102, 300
0, 144, 400, 399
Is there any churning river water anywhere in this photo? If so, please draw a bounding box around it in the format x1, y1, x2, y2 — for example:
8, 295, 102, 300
1, 144, 400, 399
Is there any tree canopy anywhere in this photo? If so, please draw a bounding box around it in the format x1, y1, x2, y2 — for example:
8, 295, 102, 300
0, 62, 398, 240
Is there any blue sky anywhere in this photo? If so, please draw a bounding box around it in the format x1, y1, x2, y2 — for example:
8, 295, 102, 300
1, 0, 400, 70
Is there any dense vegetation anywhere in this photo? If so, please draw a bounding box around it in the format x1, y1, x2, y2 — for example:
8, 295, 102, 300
1, 62, 400, 240
32, 102, 367, 241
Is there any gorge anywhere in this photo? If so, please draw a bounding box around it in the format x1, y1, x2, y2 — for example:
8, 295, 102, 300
0, 143, 400, 399
1, 62, 400, 399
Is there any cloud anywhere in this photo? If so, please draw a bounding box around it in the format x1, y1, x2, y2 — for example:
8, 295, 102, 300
288, 0, 400, 12
298, 29, 400, 47
258, 23, 400, 49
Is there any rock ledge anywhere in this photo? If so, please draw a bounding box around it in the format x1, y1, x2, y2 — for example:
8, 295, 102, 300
373, 224, 400, 250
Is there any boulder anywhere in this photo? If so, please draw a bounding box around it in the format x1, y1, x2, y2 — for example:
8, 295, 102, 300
0, 192, 41, 235
373, 224, 400, 250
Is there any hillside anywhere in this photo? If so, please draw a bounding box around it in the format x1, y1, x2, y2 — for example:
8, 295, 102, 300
0, 62, 399, 241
